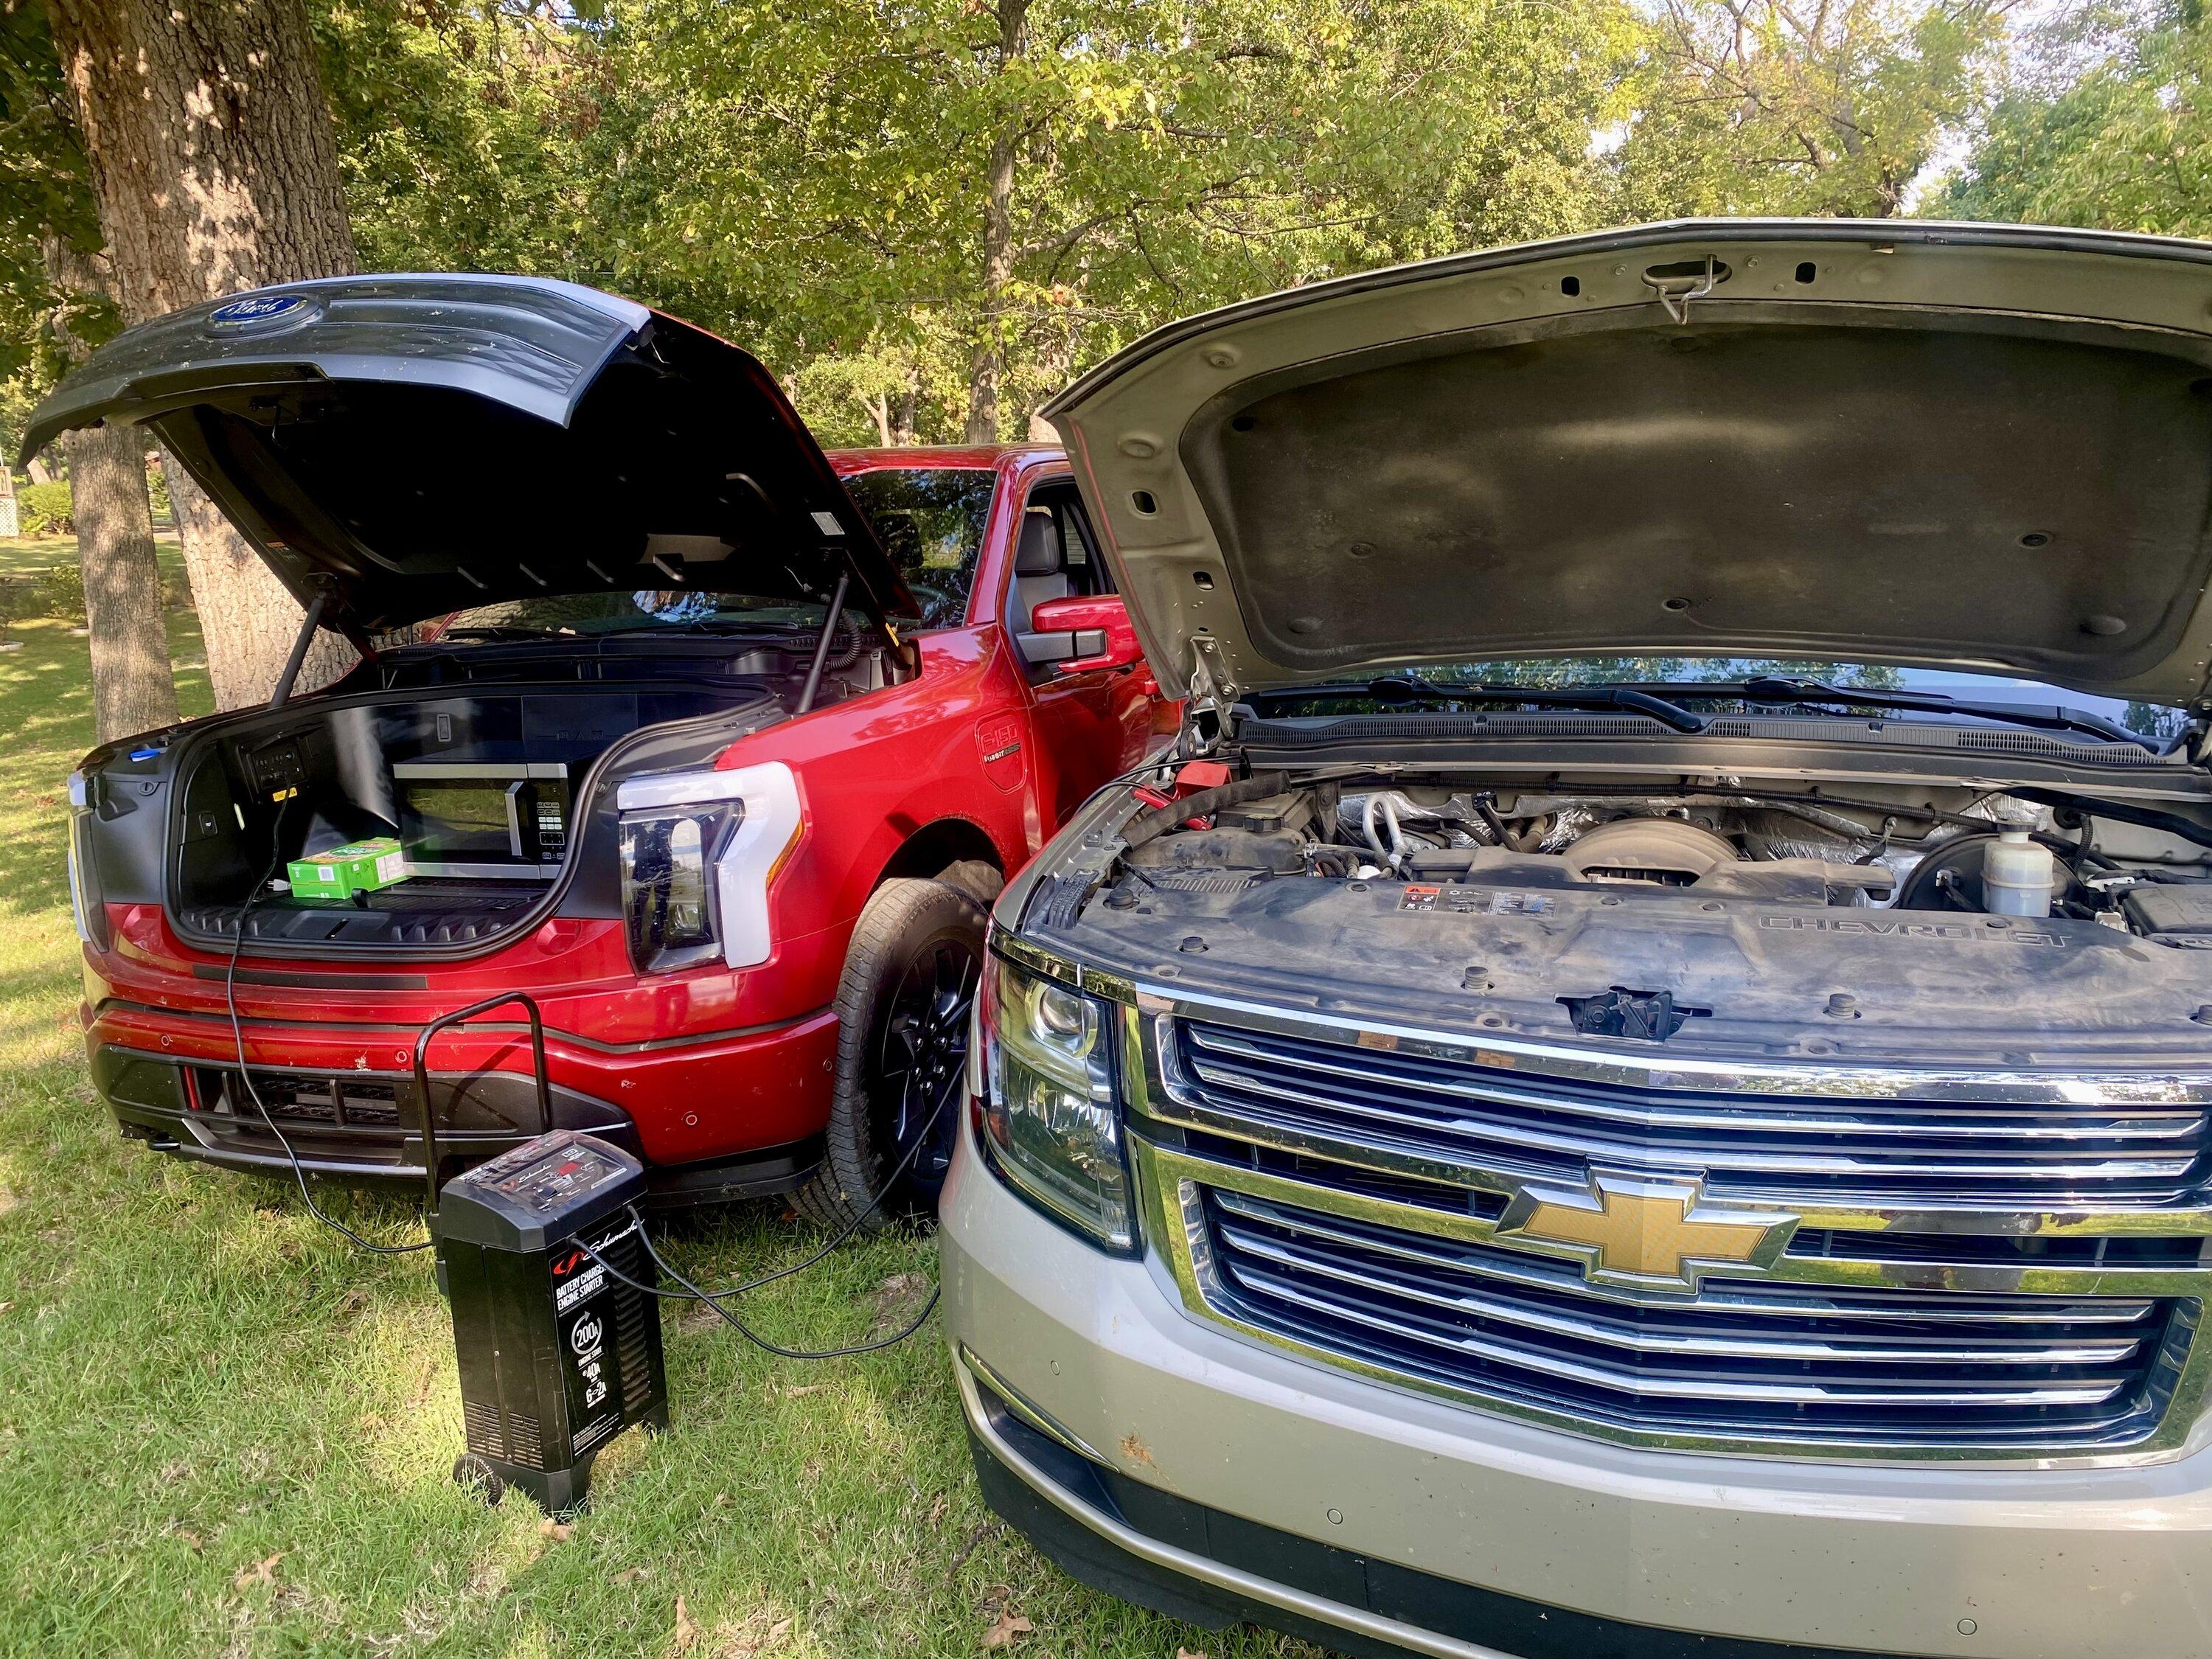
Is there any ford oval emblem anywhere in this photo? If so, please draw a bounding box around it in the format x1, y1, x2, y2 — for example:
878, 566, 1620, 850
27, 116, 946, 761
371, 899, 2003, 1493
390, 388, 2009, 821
209, 292, 315, 329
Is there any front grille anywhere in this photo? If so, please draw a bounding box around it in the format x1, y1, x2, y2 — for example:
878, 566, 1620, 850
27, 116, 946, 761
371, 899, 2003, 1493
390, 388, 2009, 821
188, 1065, 414, 1164
1170, 1020, 2212, 1207
1197, 1186, 2193, 1452
194, 1066, 403, 1127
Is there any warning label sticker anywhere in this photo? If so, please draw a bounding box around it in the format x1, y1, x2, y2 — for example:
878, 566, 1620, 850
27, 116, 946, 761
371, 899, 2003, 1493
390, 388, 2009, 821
1397, 887, 1555, 917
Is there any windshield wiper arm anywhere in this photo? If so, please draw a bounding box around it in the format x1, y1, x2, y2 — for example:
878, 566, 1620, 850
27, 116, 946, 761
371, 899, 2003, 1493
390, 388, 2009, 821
1737, 676, 2160, 748
1360, 676, 1710, 734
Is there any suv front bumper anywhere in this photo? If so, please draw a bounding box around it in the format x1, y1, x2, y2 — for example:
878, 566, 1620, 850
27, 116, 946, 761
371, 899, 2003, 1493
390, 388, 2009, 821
942, 1113, 2212, 1659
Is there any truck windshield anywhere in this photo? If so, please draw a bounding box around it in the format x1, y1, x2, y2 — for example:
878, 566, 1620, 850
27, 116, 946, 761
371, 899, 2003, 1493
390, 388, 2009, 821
422, 467, 995, 641
440, 591, 832, 637
839, 466, 995, 628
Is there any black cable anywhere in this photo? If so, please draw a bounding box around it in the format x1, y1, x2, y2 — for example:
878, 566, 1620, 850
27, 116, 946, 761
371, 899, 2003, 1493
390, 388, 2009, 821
578, 1206, 942, 1360
689, 1098, 953, 1298
574, 1081, 961, 1357
645, 1228, 940, 1359
225, 794, 432, 1256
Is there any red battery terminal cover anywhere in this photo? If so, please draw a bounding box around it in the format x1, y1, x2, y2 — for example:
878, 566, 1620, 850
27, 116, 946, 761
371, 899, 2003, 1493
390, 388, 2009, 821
1174, 760, 1231, 796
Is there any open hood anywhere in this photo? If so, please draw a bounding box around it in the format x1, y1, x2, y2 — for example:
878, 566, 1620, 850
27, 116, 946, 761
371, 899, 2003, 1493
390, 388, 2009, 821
24, 274, 917, 636
1045, 220, 2212, 710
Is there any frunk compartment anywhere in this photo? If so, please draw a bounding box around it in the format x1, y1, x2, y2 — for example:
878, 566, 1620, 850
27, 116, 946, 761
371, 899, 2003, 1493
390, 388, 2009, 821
169, 683, 774, 950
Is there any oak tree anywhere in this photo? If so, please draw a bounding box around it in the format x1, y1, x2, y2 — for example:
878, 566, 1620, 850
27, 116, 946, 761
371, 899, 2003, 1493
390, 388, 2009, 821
44, 0, 361, 709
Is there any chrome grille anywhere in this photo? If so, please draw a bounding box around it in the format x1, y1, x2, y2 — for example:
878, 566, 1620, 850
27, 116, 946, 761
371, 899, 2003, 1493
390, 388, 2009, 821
1171, 1020, 2212, 1207
1194, 1185, 2191, 1452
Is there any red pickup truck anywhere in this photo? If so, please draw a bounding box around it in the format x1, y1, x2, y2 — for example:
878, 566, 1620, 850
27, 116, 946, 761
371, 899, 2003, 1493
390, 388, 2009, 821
31, 275, 1166, 1220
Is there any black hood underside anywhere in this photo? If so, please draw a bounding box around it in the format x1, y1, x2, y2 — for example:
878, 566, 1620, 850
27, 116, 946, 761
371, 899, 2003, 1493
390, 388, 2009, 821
24, 275, 918, 637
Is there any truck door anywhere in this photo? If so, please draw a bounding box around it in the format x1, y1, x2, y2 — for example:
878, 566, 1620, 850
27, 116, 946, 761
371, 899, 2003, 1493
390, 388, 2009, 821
1002, 479, 1158, 824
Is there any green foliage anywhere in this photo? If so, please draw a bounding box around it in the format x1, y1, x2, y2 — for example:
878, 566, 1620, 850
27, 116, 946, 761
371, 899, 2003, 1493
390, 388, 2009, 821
1935, 1, 2212, 233
0, 579, 28, 637
313, 0, 602, 276
568, 0, 1643, 439
16, 482, 71, 537
0, 0, 121, 481
1613, 0, 2008, 219
35, 560, 83, 622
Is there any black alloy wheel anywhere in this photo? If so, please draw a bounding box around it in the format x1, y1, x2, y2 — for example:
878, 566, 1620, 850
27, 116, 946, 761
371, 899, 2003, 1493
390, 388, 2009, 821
794, 877, 989, 1228
868, 933, 979, 1201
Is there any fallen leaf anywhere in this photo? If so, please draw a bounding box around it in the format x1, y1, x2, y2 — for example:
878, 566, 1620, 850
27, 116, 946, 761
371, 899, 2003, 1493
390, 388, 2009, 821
614, 1565, 652, 1585
928, 1491, 949, 1524
232, 1551, 282, 1591
1178, 1649, 1209, 1659
173, 1527, 204, 1554
539, 1519, 573, 1542
980, 1610, 1032, 1649
673, 1593, 700, 1653
710, 1611, 793, 1658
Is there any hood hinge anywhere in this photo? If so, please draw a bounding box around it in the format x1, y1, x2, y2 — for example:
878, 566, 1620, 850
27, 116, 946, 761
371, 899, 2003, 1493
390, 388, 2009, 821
1181, 641, 1234, 756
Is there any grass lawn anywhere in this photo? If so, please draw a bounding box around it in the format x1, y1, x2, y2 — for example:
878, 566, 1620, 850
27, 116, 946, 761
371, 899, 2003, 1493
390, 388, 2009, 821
0, 535, 1321, 1658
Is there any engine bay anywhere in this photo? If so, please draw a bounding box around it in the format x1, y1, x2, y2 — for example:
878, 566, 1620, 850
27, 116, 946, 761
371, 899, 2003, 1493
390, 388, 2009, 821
1107, 771, 2212, 943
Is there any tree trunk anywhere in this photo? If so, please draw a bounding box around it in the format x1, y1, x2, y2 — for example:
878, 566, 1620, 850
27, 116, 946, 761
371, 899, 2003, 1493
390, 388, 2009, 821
891, 373, 919, 445
46, 0, 362, 709
64, 423, 181, 740
965, 0, 1031, 445
0, 453, 15, 538
40, 236, 179, 735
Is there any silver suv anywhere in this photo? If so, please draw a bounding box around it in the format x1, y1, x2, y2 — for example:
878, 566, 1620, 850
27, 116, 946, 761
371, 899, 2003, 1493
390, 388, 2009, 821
943, 220, 2212, 1659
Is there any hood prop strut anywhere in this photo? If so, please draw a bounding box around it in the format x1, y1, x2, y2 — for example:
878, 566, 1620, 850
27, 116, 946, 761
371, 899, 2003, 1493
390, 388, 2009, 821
796, 571, 851, 715
268, 588, 330, 709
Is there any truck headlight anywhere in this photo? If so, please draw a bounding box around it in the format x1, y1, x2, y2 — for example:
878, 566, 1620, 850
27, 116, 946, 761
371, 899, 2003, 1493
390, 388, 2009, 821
66, 770, 111, 953
619, 803, 737, 973
613, 762, 801, 974
975, 950, 1135, 1253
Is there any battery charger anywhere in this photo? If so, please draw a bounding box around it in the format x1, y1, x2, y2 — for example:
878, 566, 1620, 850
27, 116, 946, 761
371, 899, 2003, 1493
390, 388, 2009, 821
435, 1130, 669, 1513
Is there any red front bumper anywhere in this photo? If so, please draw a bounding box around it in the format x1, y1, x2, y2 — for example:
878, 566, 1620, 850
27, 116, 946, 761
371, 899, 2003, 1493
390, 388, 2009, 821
87, 998, 838, 1175
83, 906, 844, 1187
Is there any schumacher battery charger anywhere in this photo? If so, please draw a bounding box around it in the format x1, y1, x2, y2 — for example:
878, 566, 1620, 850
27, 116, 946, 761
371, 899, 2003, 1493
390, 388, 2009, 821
435, 1130, 668, 1513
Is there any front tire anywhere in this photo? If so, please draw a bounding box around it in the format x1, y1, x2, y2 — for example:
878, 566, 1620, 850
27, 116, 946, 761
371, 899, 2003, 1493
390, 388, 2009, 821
794, 877, 986, 1229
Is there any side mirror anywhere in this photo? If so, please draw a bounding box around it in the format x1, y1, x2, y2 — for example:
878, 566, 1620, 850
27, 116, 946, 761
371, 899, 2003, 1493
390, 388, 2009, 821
1025, 594, 1143, 672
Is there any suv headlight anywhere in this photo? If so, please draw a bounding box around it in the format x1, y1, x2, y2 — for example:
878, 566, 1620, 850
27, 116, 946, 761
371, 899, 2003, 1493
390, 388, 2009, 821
975, 950, 1135, 1253
613, 761, 801, 974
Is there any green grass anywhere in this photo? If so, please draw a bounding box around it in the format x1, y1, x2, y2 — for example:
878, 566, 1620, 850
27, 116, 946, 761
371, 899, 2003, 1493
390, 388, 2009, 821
0, 535, 1321, 1658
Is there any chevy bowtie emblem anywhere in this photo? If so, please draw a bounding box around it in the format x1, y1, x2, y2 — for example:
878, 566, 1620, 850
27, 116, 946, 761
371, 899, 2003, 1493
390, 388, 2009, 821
1495, 1172, 1794, 1290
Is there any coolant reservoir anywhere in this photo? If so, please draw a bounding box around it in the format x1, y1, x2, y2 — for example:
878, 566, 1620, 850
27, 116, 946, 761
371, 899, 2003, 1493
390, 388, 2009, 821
1983, 803, 2056, 917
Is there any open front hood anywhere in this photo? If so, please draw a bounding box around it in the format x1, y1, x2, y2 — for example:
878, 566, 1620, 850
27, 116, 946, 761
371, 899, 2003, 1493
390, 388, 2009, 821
24, 274, 917, 636
1045, 220, 2212, 709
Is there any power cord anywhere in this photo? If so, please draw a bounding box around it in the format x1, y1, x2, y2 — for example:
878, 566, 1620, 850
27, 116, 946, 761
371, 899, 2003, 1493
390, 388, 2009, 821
574, 1085, 959, 1359
224, 793, 432, 1255
227, 786, 946, 1345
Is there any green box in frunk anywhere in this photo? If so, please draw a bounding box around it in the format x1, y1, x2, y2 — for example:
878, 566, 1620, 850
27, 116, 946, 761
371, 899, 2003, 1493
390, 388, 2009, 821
285, 836, 409, 900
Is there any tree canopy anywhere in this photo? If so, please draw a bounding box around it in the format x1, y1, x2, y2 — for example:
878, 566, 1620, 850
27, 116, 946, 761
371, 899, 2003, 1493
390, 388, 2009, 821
7, 0, 2193, 456
1937, 1, 2212, 233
